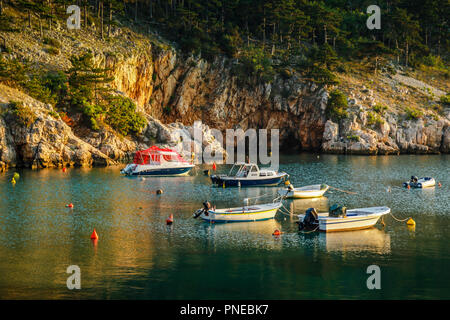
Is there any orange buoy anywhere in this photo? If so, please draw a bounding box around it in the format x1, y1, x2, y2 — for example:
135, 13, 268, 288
272, 229, 282, 236
212, 162, 217, 171
166, 214, 174, 225
66, 203, 74, 208
90, 228, 99, 240
407, 184, 411, 189
438, 182, 442, 187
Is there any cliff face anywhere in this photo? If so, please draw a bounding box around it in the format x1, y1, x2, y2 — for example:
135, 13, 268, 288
104, 48, 450, 155
107, 50, 328, 151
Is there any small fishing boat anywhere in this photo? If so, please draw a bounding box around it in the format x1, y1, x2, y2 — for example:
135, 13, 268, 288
298, 206, 390, 232
120, 146, 194, 176
193, 200, 282, 223
210, 163, 288, 187
403, 176, 435, 188
278, 184, 329, 199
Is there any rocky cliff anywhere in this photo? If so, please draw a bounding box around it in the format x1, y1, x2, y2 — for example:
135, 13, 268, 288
1, 24, 449, 171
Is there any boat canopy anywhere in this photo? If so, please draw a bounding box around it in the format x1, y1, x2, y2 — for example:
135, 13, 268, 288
133, 146, 189, 165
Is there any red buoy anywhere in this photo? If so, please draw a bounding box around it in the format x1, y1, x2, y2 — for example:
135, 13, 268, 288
438, 182, 442, 187
62, 167, 66, 173
66, 203, 73, 208
90, 228, 99, 240
212, 162, 217, 171
272, 229, 282, 236
166, 214, 174, 225
407, 185, 411, 189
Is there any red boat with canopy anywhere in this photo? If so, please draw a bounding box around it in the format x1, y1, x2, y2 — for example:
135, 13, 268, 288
121, 146, 194, 176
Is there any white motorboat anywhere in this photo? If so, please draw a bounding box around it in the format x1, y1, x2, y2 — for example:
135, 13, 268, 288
298, 206, 390, 232
120, 146, 194, 176
278, 184, 329, 199
193, 200, 282, 223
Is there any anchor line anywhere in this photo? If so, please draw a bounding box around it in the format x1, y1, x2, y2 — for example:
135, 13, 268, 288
328, 185, 358, 195
389, 211, 412, 222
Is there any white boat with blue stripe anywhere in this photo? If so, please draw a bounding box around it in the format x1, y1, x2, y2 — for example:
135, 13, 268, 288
121, 146, 194, 176
298, 206, 390, 232
193, 199, 283, 223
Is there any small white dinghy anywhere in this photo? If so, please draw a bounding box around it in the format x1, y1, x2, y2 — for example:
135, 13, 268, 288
298, 206, 390, 232
193, 201, 282, 223
278, 184, 329, 199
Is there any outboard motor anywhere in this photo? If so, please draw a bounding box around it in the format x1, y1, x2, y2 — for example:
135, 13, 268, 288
298, 208, 319, 231
193, 201, 211, 219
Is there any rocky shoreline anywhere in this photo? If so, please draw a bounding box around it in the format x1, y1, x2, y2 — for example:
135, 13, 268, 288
1, 27, 449, 172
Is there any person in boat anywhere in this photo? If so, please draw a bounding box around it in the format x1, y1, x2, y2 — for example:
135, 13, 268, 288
410, 176, 418, 183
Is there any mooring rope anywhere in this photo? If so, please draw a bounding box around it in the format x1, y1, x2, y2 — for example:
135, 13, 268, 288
328, 185, 358, 194
389, 211, 412, 222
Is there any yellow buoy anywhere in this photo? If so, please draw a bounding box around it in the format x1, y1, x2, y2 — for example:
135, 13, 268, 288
284, 180, 290, 186
406, 218, 416, 227
222, 182, 225, 188
11, 178, 16, 184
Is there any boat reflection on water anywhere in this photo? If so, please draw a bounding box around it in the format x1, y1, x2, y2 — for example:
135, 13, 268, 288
284, 196, 329, 217
207, 219, 282, 234
318, 228, 391, 254
202, 219, 284, 250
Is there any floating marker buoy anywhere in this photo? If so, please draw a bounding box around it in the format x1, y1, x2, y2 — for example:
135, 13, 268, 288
222, 182, 225, 188
90, 228, 99, 240
11, 178, 16, 184
284, 180, 290, 186
166, 214, 174, 225
407, 184, 411, 189
212, 162, 217, 171
438, 182, 442, 187
272, 229, 282, 236
156, 189, 163, 195
66, 203, 74, 208
406, 218, 416, 227
62, 167, 66, 173
13, 172, 20, 179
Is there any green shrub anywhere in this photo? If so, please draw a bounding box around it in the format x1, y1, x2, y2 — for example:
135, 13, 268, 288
421, 54, 445, 69
46, 47, 60, 55
347, 135, 360, 142
440, 94, 450, 105
373, 104, 388, 115
405, 107, 424, 120
105, 96, 146, 136
43, 37, 62, 49
366, 111, 385, 127
9, 101, 36, 127
326, 89, 348, 121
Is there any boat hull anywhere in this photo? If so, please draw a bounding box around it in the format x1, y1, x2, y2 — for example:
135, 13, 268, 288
211, 174, 287, 187
200, 203, 282, 222
122, 164, 194, 176
319, 207, 390, 232
279, 185, 329, 199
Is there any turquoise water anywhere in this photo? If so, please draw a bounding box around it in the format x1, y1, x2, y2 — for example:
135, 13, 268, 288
0, 154, 449, 299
